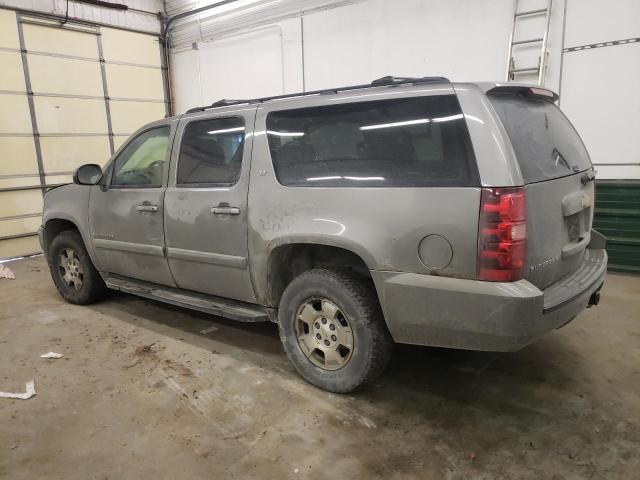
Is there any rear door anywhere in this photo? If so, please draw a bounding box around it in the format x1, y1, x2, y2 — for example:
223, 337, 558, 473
163, 108, 256, 303
488, 92, 594, 289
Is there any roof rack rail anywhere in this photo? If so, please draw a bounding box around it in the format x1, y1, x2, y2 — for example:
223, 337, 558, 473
184, 75, 450, 114
186, 99, 248, 114
370, 75, 448, 86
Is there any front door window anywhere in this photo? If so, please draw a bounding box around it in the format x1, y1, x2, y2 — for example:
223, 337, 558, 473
111, 126, 171, 187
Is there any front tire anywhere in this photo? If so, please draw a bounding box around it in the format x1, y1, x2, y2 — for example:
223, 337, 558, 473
48, 230, 108, 305
278, 268, 393, 393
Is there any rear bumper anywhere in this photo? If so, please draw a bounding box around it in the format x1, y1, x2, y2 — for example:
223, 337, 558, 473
372, 248, 607, 352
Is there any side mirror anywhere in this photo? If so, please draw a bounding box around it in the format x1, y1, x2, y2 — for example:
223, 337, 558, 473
73, 164, 103, 186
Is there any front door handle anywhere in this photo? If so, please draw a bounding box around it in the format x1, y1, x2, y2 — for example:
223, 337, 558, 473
211, 206, 240, 215
136, 204, 159, 213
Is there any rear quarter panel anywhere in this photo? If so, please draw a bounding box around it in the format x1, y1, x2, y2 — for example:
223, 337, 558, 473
247, 85, 482, 306
453, 82, 524, 187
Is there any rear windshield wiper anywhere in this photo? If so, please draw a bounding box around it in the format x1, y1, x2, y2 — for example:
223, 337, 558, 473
551, 148, 571, 170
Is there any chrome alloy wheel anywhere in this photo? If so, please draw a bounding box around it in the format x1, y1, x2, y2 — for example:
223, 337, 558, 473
58, 248, 83, 290
294, 297, 354, 370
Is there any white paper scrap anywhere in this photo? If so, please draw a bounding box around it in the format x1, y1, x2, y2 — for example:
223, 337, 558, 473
0, 264, 15, 280
40, 352, 64, 359
0, 381, 36, 400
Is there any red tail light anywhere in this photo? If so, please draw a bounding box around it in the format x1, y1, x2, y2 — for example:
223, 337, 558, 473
478, 187, 526, 282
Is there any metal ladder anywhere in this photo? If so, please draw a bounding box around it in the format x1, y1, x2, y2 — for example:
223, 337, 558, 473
506, 0, 553, 85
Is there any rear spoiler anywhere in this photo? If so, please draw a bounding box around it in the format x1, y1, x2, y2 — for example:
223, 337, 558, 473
482, 83, 559, 102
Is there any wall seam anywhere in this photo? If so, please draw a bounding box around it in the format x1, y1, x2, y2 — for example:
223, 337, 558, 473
96, 30, 116, 155
15, 12, 47, 197
301, 16, 306, 92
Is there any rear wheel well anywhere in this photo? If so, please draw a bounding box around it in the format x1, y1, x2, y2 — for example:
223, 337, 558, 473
43, 219, 79, 254
268, 244, 372, 306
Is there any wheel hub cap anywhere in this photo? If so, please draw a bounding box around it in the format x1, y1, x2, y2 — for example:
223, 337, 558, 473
294, 298, 353, 370
58, 248, 83, 290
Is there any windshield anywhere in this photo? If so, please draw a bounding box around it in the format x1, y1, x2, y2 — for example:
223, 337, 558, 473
489, 94, 591, 183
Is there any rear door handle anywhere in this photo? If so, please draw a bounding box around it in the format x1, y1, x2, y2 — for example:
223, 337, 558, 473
136, 204, 159, 213
211, 206, 240, 215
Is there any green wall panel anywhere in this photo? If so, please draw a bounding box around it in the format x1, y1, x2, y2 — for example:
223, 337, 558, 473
594, 180, 640, 273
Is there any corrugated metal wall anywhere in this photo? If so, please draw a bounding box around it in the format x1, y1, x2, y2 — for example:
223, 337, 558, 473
594, 181, 640, 273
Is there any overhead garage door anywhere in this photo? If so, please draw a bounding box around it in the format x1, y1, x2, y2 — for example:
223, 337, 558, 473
100, 28, 167, 149
0, 10, 166, 260
0, 9, 42, 258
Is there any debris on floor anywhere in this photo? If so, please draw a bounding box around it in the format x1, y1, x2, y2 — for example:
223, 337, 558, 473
200, 325, 219, 334
135, 343, 155, 355
40, 352, 64, 359
0, 380, 36, 400
0, 264, 16, 280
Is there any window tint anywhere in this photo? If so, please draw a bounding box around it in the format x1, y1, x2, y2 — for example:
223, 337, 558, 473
177, 117, 245, 185
489, 94, 591, 183
111, 126, 170, 187
266, 95, 478, 187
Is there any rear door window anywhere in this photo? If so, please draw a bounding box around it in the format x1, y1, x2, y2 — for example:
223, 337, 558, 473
177, 117, 245, 186
266, 95, 478, 187
488, 94, 591, 183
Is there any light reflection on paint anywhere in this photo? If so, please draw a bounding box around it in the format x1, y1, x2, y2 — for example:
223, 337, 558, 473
313, 218, 346, 236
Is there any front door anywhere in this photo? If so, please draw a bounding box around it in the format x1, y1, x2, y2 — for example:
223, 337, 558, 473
89, 122, 175, 286
163, 110, 256, 303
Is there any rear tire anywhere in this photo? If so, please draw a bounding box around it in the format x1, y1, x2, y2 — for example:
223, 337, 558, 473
278, 268, 393, 393
48, 230, 108, 305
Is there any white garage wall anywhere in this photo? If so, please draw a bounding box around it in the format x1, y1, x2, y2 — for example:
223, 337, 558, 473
308, 0, 566, 89
302, 0, 564, 91
558, 0, 640, 180
302, 0, 509, 89
169, 0, 565, 105
169, 0, 638, 179
172, 18, 303, 114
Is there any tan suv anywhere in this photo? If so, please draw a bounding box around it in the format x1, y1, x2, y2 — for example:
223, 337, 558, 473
39, 76, 607, 392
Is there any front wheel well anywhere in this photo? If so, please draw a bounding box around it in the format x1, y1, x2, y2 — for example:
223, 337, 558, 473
42, 219, 79, 253
267, 244, 373, 306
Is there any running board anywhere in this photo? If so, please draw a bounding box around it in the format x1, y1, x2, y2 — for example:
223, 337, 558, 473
104, 275, 271, 322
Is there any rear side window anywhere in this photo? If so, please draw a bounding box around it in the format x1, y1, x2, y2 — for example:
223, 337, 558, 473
489, 94, 591, 183
266, 95, 478, 187
177, 117, 245, 186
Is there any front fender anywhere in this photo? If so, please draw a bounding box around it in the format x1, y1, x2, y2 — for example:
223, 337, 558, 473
42, 184, 99, 268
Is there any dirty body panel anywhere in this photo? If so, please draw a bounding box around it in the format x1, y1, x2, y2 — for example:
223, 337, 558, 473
247, 84, 482, 306
163, 105, 258, 303
40, 184, 97, 264
88, 117, 179, 285
368, 83, 606, 349
372, 246, 606, 351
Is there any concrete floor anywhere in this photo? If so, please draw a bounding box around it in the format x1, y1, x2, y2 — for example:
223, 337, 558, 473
0, 256, 638, 479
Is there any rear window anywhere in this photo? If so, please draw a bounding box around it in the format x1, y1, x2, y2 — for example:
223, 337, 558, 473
489, 94, 591, 183
266, 95, 478, 187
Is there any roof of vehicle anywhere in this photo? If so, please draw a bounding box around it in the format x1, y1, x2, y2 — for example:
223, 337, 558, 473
175, 77, 559, 118
181, 76, 451, 115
